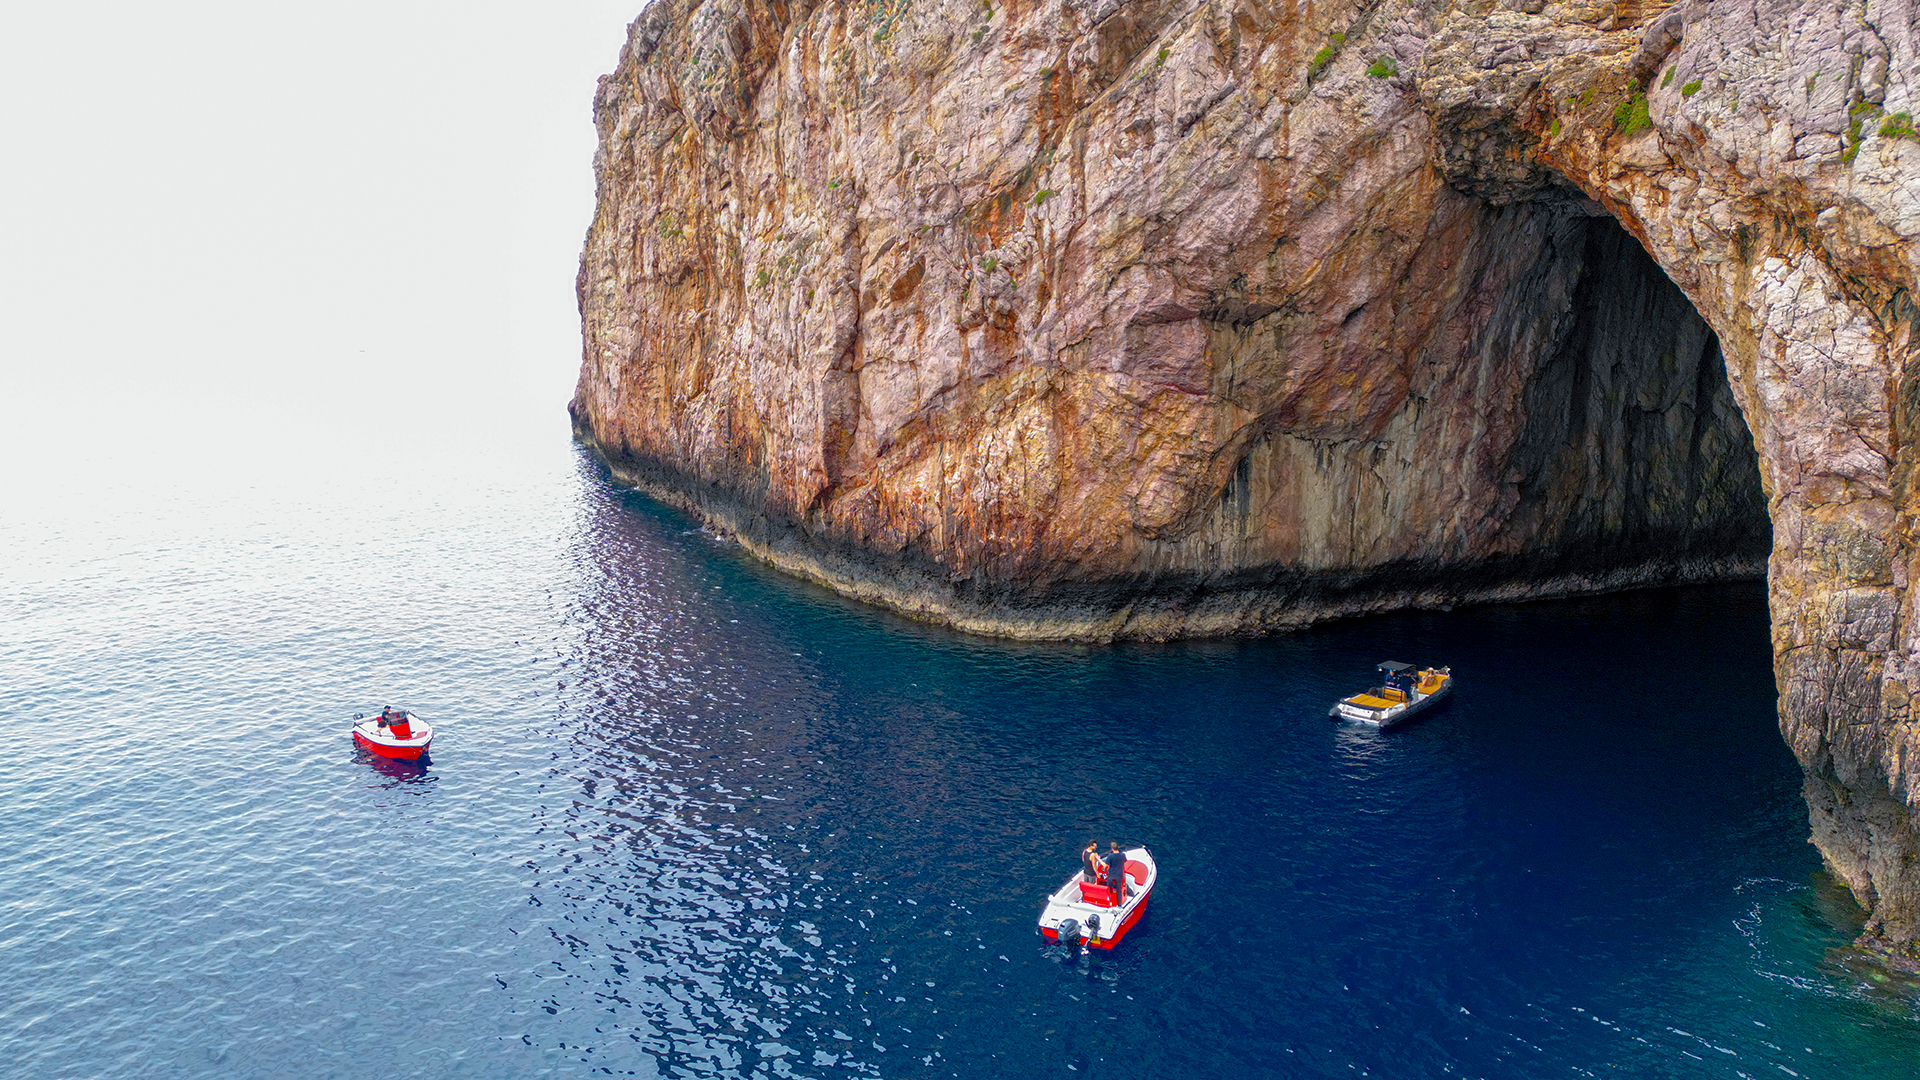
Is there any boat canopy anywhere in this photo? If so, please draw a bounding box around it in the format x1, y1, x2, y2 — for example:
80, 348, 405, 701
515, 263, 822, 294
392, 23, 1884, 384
1376, 661, 1413, 672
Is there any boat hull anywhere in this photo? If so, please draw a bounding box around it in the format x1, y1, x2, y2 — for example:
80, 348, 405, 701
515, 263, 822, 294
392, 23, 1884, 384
352, 721, 433, 760
1330, 679, 1451, 728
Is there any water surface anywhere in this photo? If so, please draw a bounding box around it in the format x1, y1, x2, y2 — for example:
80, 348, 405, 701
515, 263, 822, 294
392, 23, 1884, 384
3, 438, 1917, 1078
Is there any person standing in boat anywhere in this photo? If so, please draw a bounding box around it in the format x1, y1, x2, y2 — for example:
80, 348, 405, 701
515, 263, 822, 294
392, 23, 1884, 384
1104, 842, 1128, 905
1081, 841, 1103, 883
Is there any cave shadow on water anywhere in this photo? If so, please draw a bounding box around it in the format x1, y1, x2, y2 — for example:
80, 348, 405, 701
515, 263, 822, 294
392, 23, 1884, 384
546, 450, 1920, 1079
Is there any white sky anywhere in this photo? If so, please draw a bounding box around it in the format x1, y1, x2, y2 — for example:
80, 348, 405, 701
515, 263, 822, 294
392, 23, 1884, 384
0, 1, 643, 491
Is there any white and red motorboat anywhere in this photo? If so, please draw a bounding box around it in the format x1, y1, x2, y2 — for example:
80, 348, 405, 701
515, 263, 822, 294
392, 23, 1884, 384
1038, 846, 1155, 950
351, 708, 433, 761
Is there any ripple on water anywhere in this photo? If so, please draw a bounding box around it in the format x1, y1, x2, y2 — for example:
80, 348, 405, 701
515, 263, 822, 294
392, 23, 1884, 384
2, 446, 1918, 1078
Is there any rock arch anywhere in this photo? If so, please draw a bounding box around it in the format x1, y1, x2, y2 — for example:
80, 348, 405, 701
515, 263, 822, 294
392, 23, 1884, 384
1425, 0, 1920, 955
572, 0, 1920, 953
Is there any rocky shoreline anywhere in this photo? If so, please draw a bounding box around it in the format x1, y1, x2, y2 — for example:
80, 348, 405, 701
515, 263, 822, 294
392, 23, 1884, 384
579, 416, 1766, 640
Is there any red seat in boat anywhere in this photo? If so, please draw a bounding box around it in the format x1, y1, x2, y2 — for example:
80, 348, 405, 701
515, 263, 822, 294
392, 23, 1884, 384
1124, 860, 1146, 885
1078, 881, 1117, 906
388, 720, 412, 738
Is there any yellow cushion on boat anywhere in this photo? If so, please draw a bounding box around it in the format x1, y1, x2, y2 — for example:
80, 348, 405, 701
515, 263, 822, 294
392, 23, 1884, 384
1346, 694, 1399, 709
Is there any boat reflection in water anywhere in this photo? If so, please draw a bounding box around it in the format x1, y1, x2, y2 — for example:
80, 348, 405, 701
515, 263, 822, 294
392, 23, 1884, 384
353, 748, 434, 782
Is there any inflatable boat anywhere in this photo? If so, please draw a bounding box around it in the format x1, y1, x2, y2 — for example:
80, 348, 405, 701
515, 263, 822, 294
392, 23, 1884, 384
1038, 846, 1155, 950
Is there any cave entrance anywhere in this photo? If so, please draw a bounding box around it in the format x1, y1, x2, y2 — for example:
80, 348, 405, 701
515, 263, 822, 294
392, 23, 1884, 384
1498, 210, 1770, 580
1200, 202, 1768, 606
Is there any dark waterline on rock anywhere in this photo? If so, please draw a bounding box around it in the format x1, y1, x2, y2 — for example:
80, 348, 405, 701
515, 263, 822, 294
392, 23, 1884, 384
2, 442, 1916, 1078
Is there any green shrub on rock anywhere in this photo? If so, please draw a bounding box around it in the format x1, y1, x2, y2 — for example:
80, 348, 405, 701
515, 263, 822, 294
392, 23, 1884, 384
1308, 32, 1345, 79
1613, 92, 1652, 135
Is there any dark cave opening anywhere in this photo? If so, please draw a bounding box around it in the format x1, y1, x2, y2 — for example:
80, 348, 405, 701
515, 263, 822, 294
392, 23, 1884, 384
1503, 212, 1770, 573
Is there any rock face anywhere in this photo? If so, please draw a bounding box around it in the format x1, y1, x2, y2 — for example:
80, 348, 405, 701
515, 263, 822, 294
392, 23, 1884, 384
573, 0, 1920, 952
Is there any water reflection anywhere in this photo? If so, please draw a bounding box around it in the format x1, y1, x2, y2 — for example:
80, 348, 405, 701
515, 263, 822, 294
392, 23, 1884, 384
351, 453, 1920, 1077
9, 438, 1920, 1079
354, 750, 436, 784
513, 469, 853, 1076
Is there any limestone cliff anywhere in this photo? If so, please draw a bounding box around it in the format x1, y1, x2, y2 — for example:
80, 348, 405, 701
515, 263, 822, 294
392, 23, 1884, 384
573, 0, 1920, 954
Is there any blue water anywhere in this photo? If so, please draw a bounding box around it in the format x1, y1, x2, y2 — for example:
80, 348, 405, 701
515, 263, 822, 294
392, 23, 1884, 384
5, 437, 1919, 1079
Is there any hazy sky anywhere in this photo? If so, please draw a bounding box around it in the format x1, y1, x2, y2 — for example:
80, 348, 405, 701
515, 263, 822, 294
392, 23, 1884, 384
1, 2, 644, 487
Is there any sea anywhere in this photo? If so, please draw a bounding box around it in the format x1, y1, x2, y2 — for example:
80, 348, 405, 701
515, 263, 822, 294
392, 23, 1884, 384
5, 430, 1920, 1080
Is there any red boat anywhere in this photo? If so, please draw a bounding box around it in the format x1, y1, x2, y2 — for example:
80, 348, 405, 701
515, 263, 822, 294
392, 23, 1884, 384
351, 708, 433, 761
1037, 846, 1155, 949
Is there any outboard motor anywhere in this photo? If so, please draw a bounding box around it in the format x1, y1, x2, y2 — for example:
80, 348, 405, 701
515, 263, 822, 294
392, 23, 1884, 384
1085, 914, 1101, 943
1057, 918, 1081, 947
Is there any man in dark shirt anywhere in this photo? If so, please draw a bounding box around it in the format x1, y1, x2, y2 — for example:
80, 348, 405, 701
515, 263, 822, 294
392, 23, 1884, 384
1104, 842, 1128, 906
